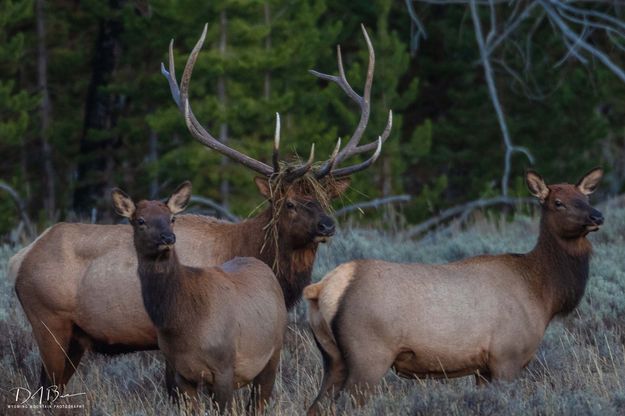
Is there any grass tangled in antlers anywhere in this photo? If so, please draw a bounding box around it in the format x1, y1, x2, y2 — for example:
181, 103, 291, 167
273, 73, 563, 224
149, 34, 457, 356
259, 162, 336, 275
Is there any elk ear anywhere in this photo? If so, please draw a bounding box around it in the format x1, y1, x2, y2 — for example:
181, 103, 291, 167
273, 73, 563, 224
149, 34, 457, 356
167, 181, 192, 214
576, 167, 603, 195
111, 188, 136, 218
526, 170, 549, 202
327, 177, 351, 199
254, 177, 272, 198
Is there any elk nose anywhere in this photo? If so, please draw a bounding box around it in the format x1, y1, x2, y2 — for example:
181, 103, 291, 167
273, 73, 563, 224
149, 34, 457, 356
160, 233, 176, 245
589, 211, 604, 225
317, 220, 336, 236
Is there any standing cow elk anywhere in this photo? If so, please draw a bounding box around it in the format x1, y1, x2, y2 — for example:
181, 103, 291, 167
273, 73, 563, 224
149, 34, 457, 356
304, 169, 604, 413
10, 24, 391, 391
112, 182, 286, 413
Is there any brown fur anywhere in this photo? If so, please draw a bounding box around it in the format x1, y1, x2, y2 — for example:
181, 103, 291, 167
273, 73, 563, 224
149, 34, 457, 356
12, 176, 349, 391
116, 186, 286, 413
304, 169, 604, 413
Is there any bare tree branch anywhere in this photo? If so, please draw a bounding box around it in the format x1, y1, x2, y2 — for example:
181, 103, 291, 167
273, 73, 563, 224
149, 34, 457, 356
470, 0, 534, 197
403, 196, 535, 239
335, 195, 412, 217
540, 0, 625, 83
405, 0, 428, 54
189, 195, 239, 222
0, 181, 36, 239
487, 2, 540, 54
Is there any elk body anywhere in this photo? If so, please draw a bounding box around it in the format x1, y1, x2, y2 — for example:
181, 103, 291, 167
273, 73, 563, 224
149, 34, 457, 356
304, 169, 604, 413
11, 24, 391, 391
112, 182, 286, 412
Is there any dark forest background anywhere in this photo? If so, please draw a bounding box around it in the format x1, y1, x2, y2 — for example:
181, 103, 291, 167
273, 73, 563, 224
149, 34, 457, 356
2, 0, 625, 238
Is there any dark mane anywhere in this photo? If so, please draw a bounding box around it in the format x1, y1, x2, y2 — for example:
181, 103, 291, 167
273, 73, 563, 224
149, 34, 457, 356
137, 250, 209, 328
227, 208, 320, 310
137, 250, 181, 328
262, 239, 318, 310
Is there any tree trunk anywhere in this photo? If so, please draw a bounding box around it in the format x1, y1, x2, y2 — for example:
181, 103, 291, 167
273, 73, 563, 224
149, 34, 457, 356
148, 128, 158, 199
36, 0, 56, 221
264, 2, 271, 100
73, 0, 124, 220
218, 10, 230, 208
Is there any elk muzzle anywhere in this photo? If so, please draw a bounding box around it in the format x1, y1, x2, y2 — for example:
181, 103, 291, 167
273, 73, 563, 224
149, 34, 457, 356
314, 216, 336, 243
586, 209, 604, 232
159, 232, 176, 250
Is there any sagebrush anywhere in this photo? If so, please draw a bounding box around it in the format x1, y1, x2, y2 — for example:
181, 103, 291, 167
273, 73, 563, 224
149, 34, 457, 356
1, 201, 624, 415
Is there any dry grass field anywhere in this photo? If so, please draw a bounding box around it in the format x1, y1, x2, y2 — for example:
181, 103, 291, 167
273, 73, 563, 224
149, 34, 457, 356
1, 201, 624, 415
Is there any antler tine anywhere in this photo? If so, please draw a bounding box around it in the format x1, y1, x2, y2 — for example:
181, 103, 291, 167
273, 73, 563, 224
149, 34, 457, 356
286, 143, 315, 181
314, 138, 341, 178
311, 24, 391, 179
273, 113, 281, 172
162, 24, 274, 177
332, 137, 382, 178
161, 40, 180, 107
350, 110, 392, 156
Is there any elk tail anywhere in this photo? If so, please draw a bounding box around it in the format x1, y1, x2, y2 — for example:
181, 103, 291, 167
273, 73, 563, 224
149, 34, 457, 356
7, 227, 51, 284
304, 279, 347, 401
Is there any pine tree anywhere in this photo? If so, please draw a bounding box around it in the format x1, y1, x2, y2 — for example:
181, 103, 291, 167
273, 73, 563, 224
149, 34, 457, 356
0, 0, 38, 234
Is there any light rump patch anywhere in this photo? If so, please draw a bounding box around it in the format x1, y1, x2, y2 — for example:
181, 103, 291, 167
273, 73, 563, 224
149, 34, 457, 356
307, 262, 358, 330
7, 226, 53, 284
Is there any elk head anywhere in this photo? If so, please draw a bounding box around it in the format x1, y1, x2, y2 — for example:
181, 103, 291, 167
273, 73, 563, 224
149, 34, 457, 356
526, 168, 604, 239
112, 182, 192, 257
161, 24, 392, 247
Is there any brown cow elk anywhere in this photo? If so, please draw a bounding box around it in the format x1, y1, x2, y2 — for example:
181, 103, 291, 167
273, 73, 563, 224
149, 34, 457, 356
112, 182, 286, 413
304, 169, 604, 414
11, 25, 390, 391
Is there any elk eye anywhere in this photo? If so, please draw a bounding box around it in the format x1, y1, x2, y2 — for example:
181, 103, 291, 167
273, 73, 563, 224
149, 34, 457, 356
555, 200, 564, 208
137, 218, 145, 226
171, 216, 176, 224
286, 201, 295, 210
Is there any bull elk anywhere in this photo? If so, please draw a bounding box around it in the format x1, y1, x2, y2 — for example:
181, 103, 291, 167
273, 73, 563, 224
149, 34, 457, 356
304, 169, 604, 413
112, 182, 286, 413
10, 24, 391, 391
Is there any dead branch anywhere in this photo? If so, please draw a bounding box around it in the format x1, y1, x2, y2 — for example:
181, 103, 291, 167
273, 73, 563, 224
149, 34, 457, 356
0, 181, 36, 239
335, 195, 412, 217
189, 195, 239, 222
470, 0, 534, 196
539, 0, 625, 83
403, 196, 536, 239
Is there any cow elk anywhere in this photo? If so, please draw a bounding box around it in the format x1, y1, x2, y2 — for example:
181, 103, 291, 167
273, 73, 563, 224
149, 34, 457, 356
304, 169, 604, 414
10, 24, 390, 391
111, 182, 286, 413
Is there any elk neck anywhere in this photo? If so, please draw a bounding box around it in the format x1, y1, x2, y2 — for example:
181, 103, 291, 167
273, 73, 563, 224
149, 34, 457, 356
238, 208, 318, 310
135, 246, 187, 329
521, 215, 592, 319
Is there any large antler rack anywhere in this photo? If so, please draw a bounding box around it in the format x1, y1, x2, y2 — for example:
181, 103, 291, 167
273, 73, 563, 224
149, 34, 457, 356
161, 24, 314, 180
161, 23, 390, 182
310, 24, 393, 179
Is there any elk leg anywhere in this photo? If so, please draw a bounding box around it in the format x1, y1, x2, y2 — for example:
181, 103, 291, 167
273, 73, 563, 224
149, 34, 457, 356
489, 360, 522, 382
307, 343, 347, 416
341, 350, 394, 408
60, 333, 86, 387
164, 359, 178, 401
211, 368, 234, 414
174, 372, 199, 414
33, 317, 73, 391
248, 349, 281, 414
